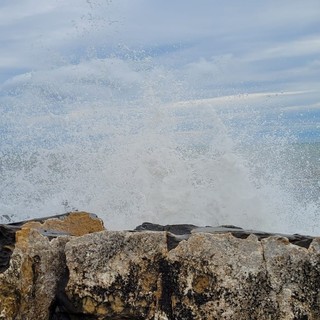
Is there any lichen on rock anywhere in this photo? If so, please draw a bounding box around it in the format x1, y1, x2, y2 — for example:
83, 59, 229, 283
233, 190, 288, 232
0, 211, 104, 320
64, 230, 168, 319
1, 217, 320, 319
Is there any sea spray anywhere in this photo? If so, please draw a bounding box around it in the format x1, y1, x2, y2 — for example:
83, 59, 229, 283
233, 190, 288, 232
1, 64, 319, 234
0, 0, 319, 234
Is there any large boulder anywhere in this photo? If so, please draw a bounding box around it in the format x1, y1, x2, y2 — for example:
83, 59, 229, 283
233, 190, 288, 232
0, 229, 69, 320
166, 233, 320, 319
166, 233, 271, 319
64, 231, 168, 319
0, 212, 104, 320
62, 229, 320, 320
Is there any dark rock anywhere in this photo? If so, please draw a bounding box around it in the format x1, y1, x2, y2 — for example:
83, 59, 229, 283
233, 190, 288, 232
135, 222, 198, 235
0, 225, 16, 272
135, 222, 315, 249
192, 226, 314, 248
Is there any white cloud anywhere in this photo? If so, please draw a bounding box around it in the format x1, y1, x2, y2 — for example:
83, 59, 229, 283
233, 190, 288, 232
0, 1, 59, 26
281, 102, 320, 112
169, 91, 312, 109
1, 0, 320, 145
245, 36, 320, 61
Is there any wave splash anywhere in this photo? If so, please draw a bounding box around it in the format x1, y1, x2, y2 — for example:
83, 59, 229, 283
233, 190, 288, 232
0, 54, 319, 234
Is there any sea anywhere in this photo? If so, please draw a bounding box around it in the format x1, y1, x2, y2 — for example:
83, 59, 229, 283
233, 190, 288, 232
0, 81, 319, 235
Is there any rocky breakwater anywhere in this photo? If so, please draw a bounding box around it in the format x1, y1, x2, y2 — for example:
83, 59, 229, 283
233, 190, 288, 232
1, 215, 320, 319
0, 212, 104, 319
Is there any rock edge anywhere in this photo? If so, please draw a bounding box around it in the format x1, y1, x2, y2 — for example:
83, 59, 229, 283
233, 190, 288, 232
1, 214, 320, 319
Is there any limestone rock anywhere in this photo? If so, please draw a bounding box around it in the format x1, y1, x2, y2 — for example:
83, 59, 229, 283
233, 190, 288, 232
164, 233, 320, 320
64, 230, 168, 319
166, 232, 273, 319
0, 228, 69, 320
15, 211, 105, 237
262, 236, 320, 319
0, 211, 105, 320
62, 230, 320, 320
1, 216, 320, 319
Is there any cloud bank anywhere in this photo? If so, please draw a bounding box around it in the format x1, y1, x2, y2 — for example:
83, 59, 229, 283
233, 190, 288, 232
0, 0, 320, 144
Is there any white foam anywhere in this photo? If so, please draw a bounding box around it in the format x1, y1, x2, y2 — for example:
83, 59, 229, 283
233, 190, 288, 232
0, 55, 319, 234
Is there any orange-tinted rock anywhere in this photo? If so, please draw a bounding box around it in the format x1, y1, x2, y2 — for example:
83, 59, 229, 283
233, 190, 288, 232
0, 212, 105, 320
20, 211, 104, 236
0, 228, 69, 320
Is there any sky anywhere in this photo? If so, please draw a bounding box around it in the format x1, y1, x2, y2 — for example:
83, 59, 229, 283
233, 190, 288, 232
1, 0, 320, 146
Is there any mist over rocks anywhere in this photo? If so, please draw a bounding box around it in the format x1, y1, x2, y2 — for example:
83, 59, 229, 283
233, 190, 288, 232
0, 213, 320, 319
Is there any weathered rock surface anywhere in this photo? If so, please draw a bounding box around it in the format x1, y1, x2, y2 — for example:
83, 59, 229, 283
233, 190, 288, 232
0, 212, 104, 320
0, 229, 69, 320
166, 233, 320, 319
9, 211, 105, 237
64, 231, 168, 319
1, 217, 320, 319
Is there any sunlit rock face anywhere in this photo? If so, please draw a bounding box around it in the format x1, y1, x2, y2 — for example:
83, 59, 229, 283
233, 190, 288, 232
165, 233, 320, 319
0, 212, 104, 320
65, 231, 168, 319
0, 229, 69, 320
1, 216, 320, 320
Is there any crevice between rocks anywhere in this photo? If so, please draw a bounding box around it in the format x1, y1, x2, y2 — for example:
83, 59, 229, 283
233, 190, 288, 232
0, 225, 17, 273
260, 240, 272, 297
48, 248, 91, 320
158, 258, 175, 319
49, 246, 71, 320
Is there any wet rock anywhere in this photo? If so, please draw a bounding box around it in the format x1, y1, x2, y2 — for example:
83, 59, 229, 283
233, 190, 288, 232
0, 225, 16, 273
136, 222, 314, 249
192, 226, 314, 249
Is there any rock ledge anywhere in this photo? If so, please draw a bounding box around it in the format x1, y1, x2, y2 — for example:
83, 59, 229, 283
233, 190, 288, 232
1, 214, 320, 320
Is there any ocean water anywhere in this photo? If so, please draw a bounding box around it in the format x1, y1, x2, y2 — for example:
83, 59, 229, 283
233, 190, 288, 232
0, 76, 319, 234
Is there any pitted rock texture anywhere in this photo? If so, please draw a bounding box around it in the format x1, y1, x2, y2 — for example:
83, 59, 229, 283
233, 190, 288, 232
166, 233, 272, 319
63, 231, 320, 320
0, 228, 69, 320
0, 212, 104, 320
12, 211, 105, 237
1, 217, 320, 319
64, 231, 168, 319
0, 211, 105, 275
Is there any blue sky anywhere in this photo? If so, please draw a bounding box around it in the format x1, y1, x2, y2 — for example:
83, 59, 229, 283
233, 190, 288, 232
1, 0, 320, 147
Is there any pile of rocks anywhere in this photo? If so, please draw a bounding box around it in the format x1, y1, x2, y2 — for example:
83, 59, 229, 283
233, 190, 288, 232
1, 213, 319, 319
